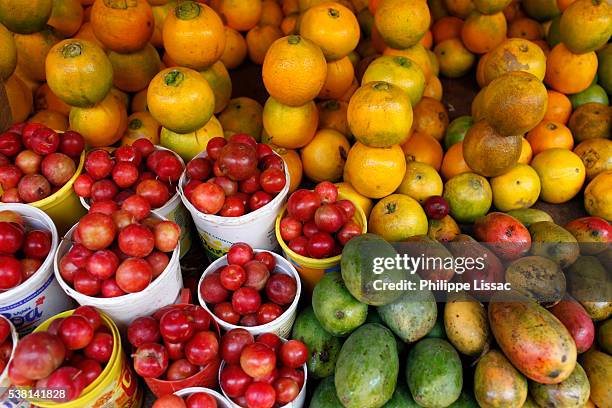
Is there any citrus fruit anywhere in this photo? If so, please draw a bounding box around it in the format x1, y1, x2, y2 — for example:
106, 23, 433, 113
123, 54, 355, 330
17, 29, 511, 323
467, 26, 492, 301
34, 83, 71, 116
218, 0, 262, 32
69, 91, 127, 147
423, 76, 443, 101
219, 97, 264, 141
396, 161, 443, 204
262, 35, 327, 107
471, 0, 509, 14
272, 147, 303, 193
368, 193, 428, 242
444, 0, 475, 19
401, 132, 444, 171
508, 17, 544, 40
462, 120, 523, 177
199, 60, 232, 113
441, 141, 472, 180
597, 44, 612, 95
122, 111, 161, 146
384, 43, 434, 80
160, 116, 223, 162
361, 55, 426, 107
411, 97, 449, 142
482, 71, 548, 136
263, 97, 318, 149
74, 22, 106, 50
108, 43, 161, 93
491, 164, 541, 211
45, 39, 113, 108
531, 148, 586, 203
28, 110, 68, 131
90, 0, 153, 53
518, 137, 533, 164
0, 0, 53, 34
163, 1, 225, 70
432, 16, 464, 44
4, 74, 32, 123
559, 0, 612, 54
150, 1, 175, 48
461, 11, 507, 54
522, 0, 561, 21
526, 120, 574, 155
568, 103, 612, 142
0, 23, 16, 80
246, 24, 283, 65
444, 115, 474, 149
299, 1, 360, 60
344, 142, 406, 199
442, 172, 492, 223
374, 0, 430, 49
546, 14, 562, 47
434, 38, 476, 78
221, 26, 248, 69
569, 84, 609, 109
544, 90, 572, 124
483, 38, 547, 84
335, 181, 373, 218
584, 171, 612, 221
260, 0, 283, 26
300, 128, 350, 182
13, 28, 60, 82
147, 67, 215, 134
319, 56, 355, 100
544, 43, 598, 94
573, 138, 612, 181
47, 0, 84, 37
317, 100, 350, 137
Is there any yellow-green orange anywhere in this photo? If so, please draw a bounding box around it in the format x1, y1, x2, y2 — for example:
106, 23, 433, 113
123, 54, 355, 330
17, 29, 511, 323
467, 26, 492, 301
443, 172, 492, 223
0, 23, 17, 80
434, 38, 476, 78
0, 0, 53, 34
199, 60, 232, 113
263, 97, 318, 149
374, 0, 430, 49
108, 44, 161, 93
396, 161, 443, 204
559, 0, 612, 54
531, 148, 586, 204
491, 164, 541, 211
361, 55, 426, 106
160, 116, 224, 162
483, 38, 547, 84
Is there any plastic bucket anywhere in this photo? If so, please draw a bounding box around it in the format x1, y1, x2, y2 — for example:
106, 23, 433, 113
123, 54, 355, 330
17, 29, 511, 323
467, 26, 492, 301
25, 309, 142, 408
144, 304, 221, 397
79, 146, 193, 258
0, 204, 74, 336
198, 251, 301, 338
218, 338, 307, 408
179, 151, 290, 261
30, 151, 86, 236
53, 214, 183, 331
0, 318, 29, 408
274, 192, 368, 292
174, 387, 232, 408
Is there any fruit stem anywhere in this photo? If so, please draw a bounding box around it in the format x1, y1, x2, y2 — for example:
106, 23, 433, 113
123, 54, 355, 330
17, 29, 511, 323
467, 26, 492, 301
103, 0, 130, 9
128, 118, 143, 130
61, 42, 83, 58
328, 8, 340, 18
385, 202, 397, 214
164, 70, 185, 87
373, 82, 390, 91
394, 56, 410, 67
287, 35, 301, 45
176, 1, 201, 20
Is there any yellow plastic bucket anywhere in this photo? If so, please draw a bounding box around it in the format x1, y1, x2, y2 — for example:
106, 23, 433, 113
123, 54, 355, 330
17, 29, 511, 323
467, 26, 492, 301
275, 192, 368, 293
29, 151, 86, 236
27, 309, 142, 408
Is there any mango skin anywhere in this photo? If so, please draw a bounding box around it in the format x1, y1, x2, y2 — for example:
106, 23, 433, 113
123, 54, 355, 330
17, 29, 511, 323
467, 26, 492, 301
474, 350, 528, 408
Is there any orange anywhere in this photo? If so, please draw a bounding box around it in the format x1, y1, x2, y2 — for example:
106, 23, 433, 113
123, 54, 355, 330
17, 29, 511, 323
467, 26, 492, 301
462, 121, 522, 177
344, 142, 406, 198
483, 38, 547, 84
543, 90, 572, 124
444, 0, 475, 18
384, 44, 434, 80
396, 161, 443, 204
14, 28, 61, 82
0, 0, 53, 34
423, 76, 443, 101
531, 148, 585, 204
108, 43, 161, 93
319, 56, 355, 100
338, 77, 359, 102
559, 0, 611, 54
347, 81, 413, 147
432, 16, 464, 44
28, 110, 68, 131
218, 0, 262, 32
420, 30, 433, 49
573, 138, 612, 180
34, 84, 71, 116
246, 24, 283, 65
368, 194, 428, 242
412, 97, 449, 141
317, 99, 350, 136
401, 131, 444, 171
475, 53, 489, 87
508, 17, 544, 40
163, 1, 225, 70
370, 24, 388, 54
131, 87, 148, 113
300, 128, 350, 182
111, 87, 129, 109
69, 91, 127, 147
471, 87, 486, 120
160, 116, 223, 161
47, 0, 84, 37
299, 0, 355, 12
262, 35, 327, 106
122, 111, 161, 145
280, 13, 299, 35
368, 0, 381, 14
441, 141, 472, 180
45, 39, 113, 108
490, 164, 541, 211
461, 11, 507, 54
0, 23, 16, 80
361, 55, 426, 106
282, 0, 300, 15
532, 39, 550, 55
429, 0, 450, 20
474, 0, 512, 14
503, 0, 524, 22
584, 170, 612, 221
199, 60, 232, 113
544, 43, 598, 94
219, 97, 264, 140
427, 49, 440, 77
434, 38, 476, 78
73, 22, 105, 50
4, 74, 33, 123
557, 0, 576, 11
147, 67, 215, 134
299, 2, 360, 60
271, 147, 302, 193
220, 26, 247, 69
263, 97, 318, 149
91, 0, 153, 53
374, 0, 430, 49
526, 120, 574, 155
260, 0, 283, 26
335, 181, 373, 217
151, 1, 176, 48
518, 137, 533, 164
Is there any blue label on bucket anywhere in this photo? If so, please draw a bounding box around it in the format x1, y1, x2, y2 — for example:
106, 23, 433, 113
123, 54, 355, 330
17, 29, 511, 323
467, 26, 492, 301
0, 273, 54, 335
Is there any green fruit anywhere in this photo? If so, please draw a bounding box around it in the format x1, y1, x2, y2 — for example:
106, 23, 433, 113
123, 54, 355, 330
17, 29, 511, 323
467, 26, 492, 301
444, 115, 474, 149
546, 15, 561, 47
443, 172, 492, 223
312, 271, 368, 337
383, 383, 420, 408
425, 314, 446, 339
529, 363, 590, 408
406, 338, 463, 407
529, 221, 580, 268
309, 376, 344, 408
505, 208, 553, 227
448, 390, 479, 407
523, 0, 560, 21
567, 256, 612, 321
291, 307, 342, 379
570, 84, 609, 109
597, 44, 612, 94
335, 324, 399, 408
559, 0, 612, 54
598, 319, 612, 354
341, 233, 405, 306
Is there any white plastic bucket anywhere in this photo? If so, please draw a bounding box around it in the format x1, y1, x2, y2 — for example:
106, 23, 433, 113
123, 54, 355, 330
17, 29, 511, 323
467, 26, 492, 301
0, 317, 29, 408
0, 204, 74, 336
53, 214, 183, 331
179, 151, 289, 260
79, 146, 193, 258
218, 338, 307, 408
174, 387, 233, 408
198, 251, 300, 338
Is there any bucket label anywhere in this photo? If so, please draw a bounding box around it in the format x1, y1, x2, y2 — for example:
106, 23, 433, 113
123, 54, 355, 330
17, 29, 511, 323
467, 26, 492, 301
158, 202, 192, 258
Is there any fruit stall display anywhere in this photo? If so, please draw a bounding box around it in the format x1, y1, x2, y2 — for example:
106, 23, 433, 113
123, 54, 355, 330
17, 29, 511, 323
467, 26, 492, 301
0, 0, 611, 407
